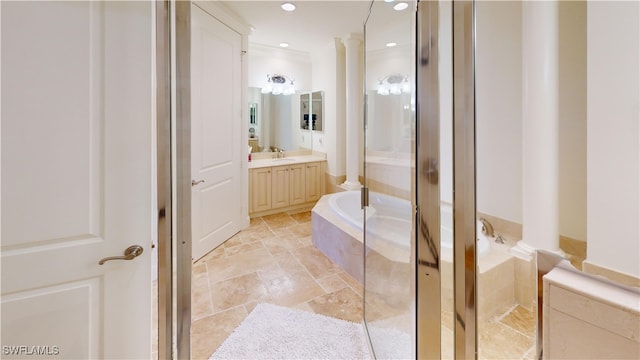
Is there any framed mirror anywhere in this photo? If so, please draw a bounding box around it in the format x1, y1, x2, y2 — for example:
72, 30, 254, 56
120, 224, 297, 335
311, 91, 323, 132
299, 91, 323, 132
300, 93, 310, 130
249, 102, 257, 125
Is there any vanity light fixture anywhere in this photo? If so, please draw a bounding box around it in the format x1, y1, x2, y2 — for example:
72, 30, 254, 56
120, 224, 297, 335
261, 74, 296, 95
281, 2, 296, 11
279, 42, 289, 48
393, 2, 409, 11
386, 42, 397, 47
377, 74, 411, 96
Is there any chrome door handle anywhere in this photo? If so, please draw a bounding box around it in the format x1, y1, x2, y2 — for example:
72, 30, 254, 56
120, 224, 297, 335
98, 245, 144, 265
191, 179, 205, 186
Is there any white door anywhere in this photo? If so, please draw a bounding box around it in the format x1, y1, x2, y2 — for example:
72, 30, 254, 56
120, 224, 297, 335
1, 2, 153, 359
191, 4, 242, 261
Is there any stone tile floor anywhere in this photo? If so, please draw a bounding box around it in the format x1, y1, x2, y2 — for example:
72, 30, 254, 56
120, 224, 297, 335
189, 210, 585, 359
190, 212, 365, 359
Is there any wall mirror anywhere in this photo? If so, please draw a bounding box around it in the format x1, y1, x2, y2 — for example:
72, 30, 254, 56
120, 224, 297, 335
300, 93, 309, 130
300, 91, 324, 132
248, 87, 313, 152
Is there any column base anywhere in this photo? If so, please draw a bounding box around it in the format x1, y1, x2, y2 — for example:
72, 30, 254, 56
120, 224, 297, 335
510, 240, 566, 261
339, 181, 362, 191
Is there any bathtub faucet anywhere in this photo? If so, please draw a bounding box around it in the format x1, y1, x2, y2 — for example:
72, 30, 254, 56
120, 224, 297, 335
478, 218, 494, 237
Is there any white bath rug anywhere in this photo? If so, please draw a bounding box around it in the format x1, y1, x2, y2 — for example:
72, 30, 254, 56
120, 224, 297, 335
210, 303, 372, 359
367, 324, 412, 359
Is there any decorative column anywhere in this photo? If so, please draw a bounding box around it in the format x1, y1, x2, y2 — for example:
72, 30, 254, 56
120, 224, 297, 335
512, 0, 563, 258
341, 34, 363, 190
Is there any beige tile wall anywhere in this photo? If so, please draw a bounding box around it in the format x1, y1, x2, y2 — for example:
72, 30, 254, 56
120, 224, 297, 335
582, 261, 640, 288
325, 174, 346, 194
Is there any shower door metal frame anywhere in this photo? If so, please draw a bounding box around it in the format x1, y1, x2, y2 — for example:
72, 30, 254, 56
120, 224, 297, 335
156, 1, 173, 358
157, 2, 192, 359
416, 1, 477, 359
416, 1, 442, 358
174, 2, 193, 359
452, 1, 477, 359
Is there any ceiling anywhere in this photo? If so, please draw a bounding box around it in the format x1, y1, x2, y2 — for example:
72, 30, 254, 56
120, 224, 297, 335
219, 0, 412, 53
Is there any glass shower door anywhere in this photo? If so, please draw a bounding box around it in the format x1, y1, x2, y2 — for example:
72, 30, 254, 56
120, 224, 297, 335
363, 1, 478, 359
362, 1, 416, 358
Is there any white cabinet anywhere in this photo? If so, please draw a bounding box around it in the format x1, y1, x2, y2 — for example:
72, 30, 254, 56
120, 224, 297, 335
249, 161, 325, 216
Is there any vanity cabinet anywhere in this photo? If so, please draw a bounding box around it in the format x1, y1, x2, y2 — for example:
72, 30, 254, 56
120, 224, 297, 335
289, 164, 306, 205
249, 161, 325, 216
304, 162, 322, 202
271, 165, 290, 209
249, 167, 272, 213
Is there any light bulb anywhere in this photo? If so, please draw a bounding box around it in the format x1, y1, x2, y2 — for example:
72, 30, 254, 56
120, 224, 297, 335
281, 2, 296, 11
394, 2, 408, 11
402, 81, 411, 93
378, 86, 390, 96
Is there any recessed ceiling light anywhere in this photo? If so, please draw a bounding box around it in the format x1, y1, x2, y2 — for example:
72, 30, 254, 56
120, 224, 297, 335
281, 2, 296, 12
393, 2, 409, 11
386, 42, 397, 47
279, 43, 289, 48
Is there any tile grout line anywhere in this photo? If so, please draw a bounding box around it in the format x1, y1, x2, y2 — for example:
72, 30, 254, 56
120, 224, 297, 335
203, 260, 215, 319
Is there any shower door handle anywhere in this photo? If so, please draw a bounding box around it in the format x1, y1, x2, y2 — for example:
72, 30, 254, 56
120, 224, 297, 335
422, 158, 439, 185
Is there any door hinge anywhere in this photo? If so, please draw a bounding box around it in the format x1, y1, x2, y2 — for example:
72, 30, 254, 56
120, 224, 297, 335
361, 186, 369, 209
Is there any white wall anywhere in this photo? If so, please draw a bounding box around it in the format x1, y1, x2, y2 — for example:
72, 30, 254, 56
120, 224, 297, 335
559, 1, 587, 241
248, 44, 311, 91
476, 1, 523, 223
476, 1, 588, 243
586, 1, 640, 278
311, 39, 345, 177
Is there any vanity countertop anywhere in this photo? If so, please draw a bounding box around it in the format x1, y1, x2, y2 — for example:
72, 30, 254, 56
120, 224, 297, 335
248, 154, 326, 169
